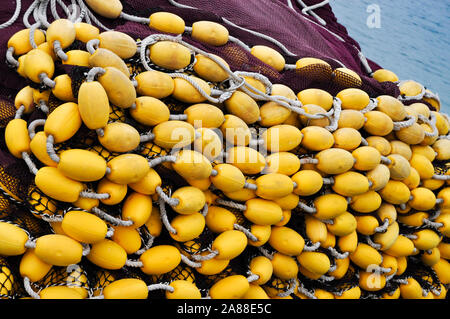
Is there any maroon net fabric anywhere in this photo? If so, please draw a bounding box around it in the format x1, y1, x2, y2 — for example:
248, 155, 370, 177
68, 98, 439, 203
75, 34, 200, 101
0, 0, 399, 196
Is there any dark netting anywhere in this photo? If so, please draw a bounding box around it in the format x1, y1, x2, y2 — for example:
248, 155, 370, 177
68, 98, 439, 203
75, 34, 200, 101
30, 264, 91, 297
0, 257, 23, 299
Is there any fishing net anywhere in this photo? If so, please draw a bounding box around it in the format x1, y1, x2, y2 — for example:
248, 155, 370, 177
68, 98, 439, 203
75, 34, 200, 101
0, 0, 448, 300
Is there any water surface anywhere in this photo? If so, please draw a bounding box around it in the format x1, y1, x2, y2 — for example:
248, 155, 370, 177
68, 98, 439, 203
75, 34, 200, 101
330, 0, 449, 113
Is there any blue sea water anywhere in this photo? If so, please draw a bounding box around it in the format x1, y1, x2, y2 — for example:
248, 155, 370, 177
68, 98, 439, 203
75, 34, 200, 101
329, 0, 450, 113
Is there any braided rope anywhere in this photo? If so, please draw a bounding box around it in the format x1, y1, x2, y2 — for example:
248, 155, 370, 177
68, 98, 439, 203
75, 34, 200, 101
233, 224, 258, 242
120, 12, 150, 24
297, 201, 316, 214
79, 191, 110, 200
191, 249, 218, 261
23, 277, 41, 299
86, 38, 100, 54
302, 241, 321, 252
158, 196, 178, 234
215, 198, 247, 211
418, 113, 439, 138
180, 254, 202, 268
397, 80, 426, 102
14, 105, 25, 119
28, 119, 46, 139
156, 186, 180, 208
148, 156, 177, 168
38, 72, 56, 88
277, 278, 297, 297
147, 283, 174, 293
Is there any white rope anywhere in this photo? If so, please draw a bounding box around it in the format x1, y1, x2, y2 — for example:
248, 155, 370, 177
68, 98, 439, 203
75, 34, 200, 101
297, 201, 316, 214
360, 98, 378, 114
23, 0, 39, 28
296, 0, 328, 26
201, 204, 208, 217
180, 254, 201, 268
76, 0, 111, 31
86, 66, 106, 82
36, 0, 50, 28
328, 246, 349, 259
148, 283, 174, 293
380, 156, 392, 165
156, 186, 180, 208
138, 33, 334, 122
286, 0, 295, 10
23, 277, 41, 299
191, 249, 218, 261
246, 271, 259, 283
233, 224, 258, 242
22, 152, 39, 175
318, 274, 335, 282
393, 115, 416, 131
297, 282, 317, 299
215, 198, 247, 211
158, 196, 178, 234
277, 278, 297, 297
28, 22, 41, 49
86, 38, 99, 54
24, 239, 36, 249
169, 114, 188, 121
432, 174, 450, 181
38, 100, 49, 114
222, 17, 297, 57
422, 218, 443, 230
325, 97, 342, 132
46, 134, 60, 163
374, 218, 390, 233
14, 105, 25, 119
125, 259, 144, 268
403, 233, 418, 240
79, 190, 110, 200
299, 157, 318, 165
140, 132, 155, 143
6, 47, 19, 68
0, 0, 21, 29
28, 119, 46, 139
302, 241, 321, 252
397, 80, 426, 102
135, 230, 154, 255
148, 156, 177, 168
355, 47, 374, 76
418, 113, 439, 138
39, 72, 56, 88
91, 207, 134, 227
120, 12, 150, 24
365, 235, 382, 250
